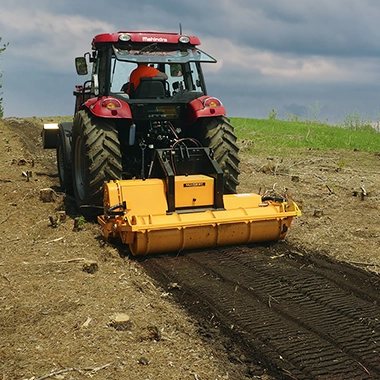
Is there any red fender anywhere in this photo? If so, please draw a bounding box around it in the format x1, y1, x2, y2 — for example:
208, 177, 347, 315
82, 96, 133, 119
187, 96, 227, 125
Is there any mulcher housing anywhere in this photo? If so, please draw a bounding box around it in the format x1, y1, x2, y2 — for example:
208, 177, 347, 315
43, 30, 301, 255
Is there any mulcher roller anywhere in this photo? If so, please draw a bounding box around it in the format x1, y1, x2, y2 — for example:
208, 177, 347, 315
98, 178, 301, 255
98, 147, 301, 256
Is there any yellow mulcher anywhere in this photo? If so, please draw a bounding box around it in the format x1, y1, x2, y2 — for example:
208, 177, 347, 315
98, 147, 300, 255
43, 30, 301, 255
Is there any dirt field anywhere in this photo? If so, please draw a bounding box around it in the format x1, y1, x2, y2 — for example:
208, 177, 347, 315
1, 117, 379, 379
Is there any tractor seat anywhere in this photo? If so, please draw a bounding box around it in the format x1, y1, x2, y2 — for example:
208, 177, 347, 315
133, 77, 166, 99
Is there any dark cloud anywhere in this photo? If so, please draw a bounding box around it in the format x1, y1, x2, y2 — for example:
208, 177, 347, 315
1, 0, 380, 122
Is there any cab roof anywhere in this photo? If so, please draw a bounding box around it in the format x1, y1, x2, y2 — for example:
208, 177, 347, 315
92, 31, 201, 48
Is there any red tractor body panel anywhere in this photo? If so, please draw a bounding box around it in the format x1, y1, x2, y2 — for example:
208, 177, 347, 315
187, 96, 227, 125
82, 95, 225, 125
83, 96, 133, 119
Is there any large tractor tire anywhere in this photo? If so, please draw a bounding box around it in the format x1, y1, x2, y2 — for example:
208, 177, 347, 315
71, 109, 122, 218
199, 115, 240, 193
57, 122, 73, 194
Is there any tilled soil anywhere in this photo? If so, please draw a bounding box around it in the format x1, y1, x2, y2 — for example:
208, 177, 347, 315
142, 245, 380, 379
1, 117, 380, 379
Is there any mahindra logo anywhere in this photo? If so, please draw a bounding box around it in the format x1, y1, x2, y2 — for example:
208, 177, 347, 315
142, 37, 168, 42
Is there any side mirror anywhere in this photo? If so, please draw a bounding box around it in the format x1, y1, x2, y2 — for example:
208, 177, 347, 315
75, 57, 88, 75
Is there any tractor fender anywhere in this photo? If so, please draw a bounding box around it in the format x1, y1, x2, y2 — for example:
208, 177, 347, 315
187, 96, 227, 125
82, 96, 133, 119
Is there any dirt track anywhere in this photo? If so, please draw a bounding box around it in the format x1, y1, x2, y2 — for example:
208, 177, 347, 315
1, 117, 380, 379
142, 245, 380, 379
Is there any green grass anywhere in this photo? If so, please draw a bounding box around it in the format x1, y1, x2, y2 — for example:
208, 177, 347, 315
38, 115, 73, 124
232, 117, 380, 154
19, 114, 380, 155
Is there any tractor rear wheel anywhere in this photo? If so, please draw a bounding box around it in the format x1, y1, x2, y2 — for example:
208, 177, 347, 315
199, 115, 240, 193
57, 122, 73, 194
71, 109, 122, 218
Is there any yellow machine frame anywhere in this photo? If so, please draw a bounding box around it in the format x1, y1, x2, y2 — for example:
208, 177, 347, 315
98, 148, 301, 255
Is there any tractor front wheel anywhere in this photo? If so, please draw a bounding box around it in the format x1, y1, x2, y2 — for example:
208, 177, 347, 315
71, 109, 122, 218
199, 115, 240, 194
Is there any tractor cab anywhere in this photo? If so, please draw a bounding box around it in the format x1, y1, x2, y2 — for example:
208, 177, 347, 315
74, 32, 217, 108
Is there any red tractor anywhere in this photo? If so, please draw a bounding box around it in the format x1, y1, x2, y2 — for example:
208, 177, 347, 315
44, 30, 240, 216
43, 30, 300, 255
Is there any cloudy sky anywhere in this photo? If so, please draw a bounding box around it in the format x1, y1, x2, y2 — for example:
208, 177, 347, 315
1, 0, 380, 123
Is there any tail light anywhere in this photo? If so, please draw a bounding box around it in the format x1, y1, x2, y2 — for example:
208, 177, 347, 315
203, 97, 222, 108
100, 98, 122, 116
100, 98, 122, 109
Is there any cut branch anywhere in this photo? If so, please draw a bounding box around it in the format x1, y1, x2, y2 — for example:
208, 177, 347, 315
35, 363, 111, 380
